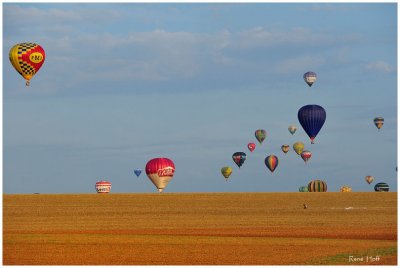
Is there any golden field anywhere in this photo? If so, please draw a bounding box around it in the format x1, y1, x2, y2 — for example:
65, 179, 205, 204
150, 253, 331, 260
3, 192, 397, 265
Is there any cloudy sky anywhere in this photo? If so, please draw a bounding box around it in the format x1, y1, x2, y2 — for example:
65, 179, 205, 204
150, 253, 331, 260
3, 2, 397, 193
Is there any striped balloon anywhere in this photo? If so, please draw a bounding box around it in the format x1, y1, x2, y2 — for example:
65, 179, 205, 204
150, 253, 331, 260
340, 185, 352, 192
308, 180, 327, 192
265, 155, 279, 173
281, 144, 290, 154
299, 186, 309, 192
374, 182, 389, 192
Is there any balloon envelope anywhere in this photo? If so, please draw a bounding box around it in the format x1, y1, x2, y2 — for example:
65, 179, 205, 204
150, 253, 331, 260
145, 158, 175, 193
9, 43, 46, 86
340, 185, 352, 192
374, 182, 389, 192
288, 125, 297, 135
255, 129, 267, 144
301, 150, 312, 164
281, 144, 290, 154
373, 117, 384, 130
298, 104, 326, 144
299, 186, 309, 192
232, 152, 247, 168
134, 168, 142, 177
265, 155, 279, 173
308, 180, 327, 192
365, 175, 374, 184
221, 167, 233, 181
303, 71, 317, 87
293, 142, 305, 155
247, 142, 256, 152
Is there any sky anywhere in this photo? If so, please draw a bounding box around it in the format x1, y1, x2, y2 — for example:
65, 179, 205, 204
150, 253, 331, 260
2, 2, 398, 194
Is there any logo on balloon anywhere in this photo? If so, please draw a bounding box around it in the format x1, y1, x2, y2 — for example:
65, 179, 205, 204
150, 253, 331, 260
157, 167, 175, 177
29, 52, 44, 63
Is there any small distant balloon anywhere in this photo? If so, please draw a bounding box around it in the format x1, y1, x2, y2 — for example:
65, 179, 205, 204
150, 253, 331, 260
300, 150, 312, 164
134, 168, 142, 178
232, 152, 247, 168
255, 129, 267, 144
281, 144, 290, 154
221, 167, 233, 181
288, 125, 297, 135
247, 142, 256, 152
365, 175, 374, 184
299, 186, 309, 192
293, 142, 305, 155
265, 155, 279, 173
340, 185, 352, 192
374, 182, 389, 192
373, 117, 384, 130
303, 71, 317, 87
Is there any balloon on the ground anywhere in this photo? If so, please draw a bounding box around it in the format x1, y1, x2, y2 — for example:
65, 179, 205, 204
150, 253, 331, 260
265, 155, 279, 173
299, 186, 309, 192
255, 129, 267, 144
247, 142, 256, 152
145, 158, 175, 193
365, 175, 374, 184
303, 71, 317, 87
134, 168, 142, 178
340, 185, 352, 192
288, 125, 297, 135
281, 144, 290, 154
9, 43, 46, 86
301, 150, 312, 164
373, 117, 384, 130
374, 182, 389, 192
232, 152, 247, 168
298, 104, 326, 144
293, 142, 305, 155
95, 180, 112, 194
221, 167, 233, 181
308, 180, 327, 192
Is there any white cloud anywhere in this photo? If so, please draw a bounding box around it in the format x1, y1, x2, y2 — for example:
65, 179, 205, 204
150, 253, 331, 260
364, 61, 394, 73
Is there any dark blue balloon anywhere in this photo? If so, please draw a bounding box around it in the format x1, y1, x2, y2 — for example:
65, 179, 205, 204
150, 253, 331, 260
134, 168, 142, 177
232, 152, 247, 168
298, 104, 326, 144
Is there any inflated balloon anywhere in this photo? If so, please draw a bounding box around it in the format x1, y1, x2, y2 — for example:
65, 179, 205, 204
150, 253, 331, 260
293, 142, 305, 155
145, 158, 175, 193
247, 142, 256, 152
281, 144, 290, 154
340, 185, 352, 192
265, 155, 279, 173
373, 117, 384, 130
303, 71, 317, 87
232, 152, 246, 168
134, 168, 142, 178
95, 180, 112, 194
221, 166, 233, 181
374, 182, 389, 192
255, 129, 267, 144
299, 186, 309, 192
300, 150, 312, 164
298, 104, 326, 144
288, 125, 297, 135
365, 175, 374, 184
9, 43, 46, 86
308, 180, 327, 192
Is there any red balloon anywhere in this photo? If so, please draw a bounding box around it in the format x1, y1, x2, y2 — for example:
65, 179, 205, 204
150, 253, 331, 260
247, 142, 256, 152
301, 150, 312, 164
145, 158, 175, 193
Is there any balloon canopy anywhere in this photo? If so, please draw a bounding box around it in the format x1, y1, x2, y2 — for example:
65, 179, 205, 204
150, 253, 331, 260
298, 104, 326, 144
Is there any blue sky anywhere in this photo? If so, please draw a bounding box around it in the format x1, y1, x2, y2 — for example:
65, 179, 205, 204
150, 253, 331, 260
2, 2, 397, 193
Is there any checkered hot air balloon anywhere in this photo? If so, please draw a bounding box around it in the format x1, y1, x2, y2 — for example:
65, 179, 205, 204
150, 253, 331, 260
9, 43, 46, 86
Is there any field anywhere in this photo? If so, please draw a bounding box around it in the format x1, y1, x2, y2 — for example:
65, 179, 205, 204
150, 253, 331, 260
3, 192, 397, 265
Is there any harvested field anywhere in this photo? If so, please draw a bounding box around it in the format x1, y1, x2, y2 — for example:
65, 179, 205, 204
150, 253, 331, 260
3, 192, 397, 265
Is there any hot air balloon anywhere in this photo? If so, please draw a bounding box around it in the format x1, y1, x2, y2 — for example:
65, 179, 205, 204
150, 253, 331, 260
134, 168, 142, 178
288, 125, 297, 135
293, 142, 305, 155
255, 129, 267, 144
340, 185, 352, 192
308, 180, 327, 192
248, 142, 256, 152
365, 175, 374, 184
300, 150, 312, 164
232, 152, 246, 168
9, 43, 46, 86
265, 155, 279, 173
299, 186, 309, 192
221, 166, 233, 181
298, 105, 326, 144
281, 144, 290, 154
145, 158, 175, 193
373, 117, 384, 130
303, 71, 317, 87
95, 180, 112, 194
374, 182, 389, 192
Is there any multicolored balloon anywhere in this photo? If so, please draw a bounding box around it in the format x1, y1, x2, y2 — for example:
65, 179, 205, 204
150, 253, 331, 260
298, 104, 326, 144
255, 129, 267, 144
232, 152, 247, 168
303, 71, 317, 87
374, 182, 389, 192
300, 150, 312, 164
288, 125, 297, 135
9, 43, 46, 86
265, 155, 279, 173
308, 180, 327, 192
247, 142, 256, 152
281, 144, 290, 154
293, 142, 305, 155
373, 117, 384, 130
145, 158, 175, 193
134, 168, 142, 178
299, 186, 309, 192
95, 180, 112, 194
221, 167, 233, 181
365, 175, 374, 184
340, 185, 352, 192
